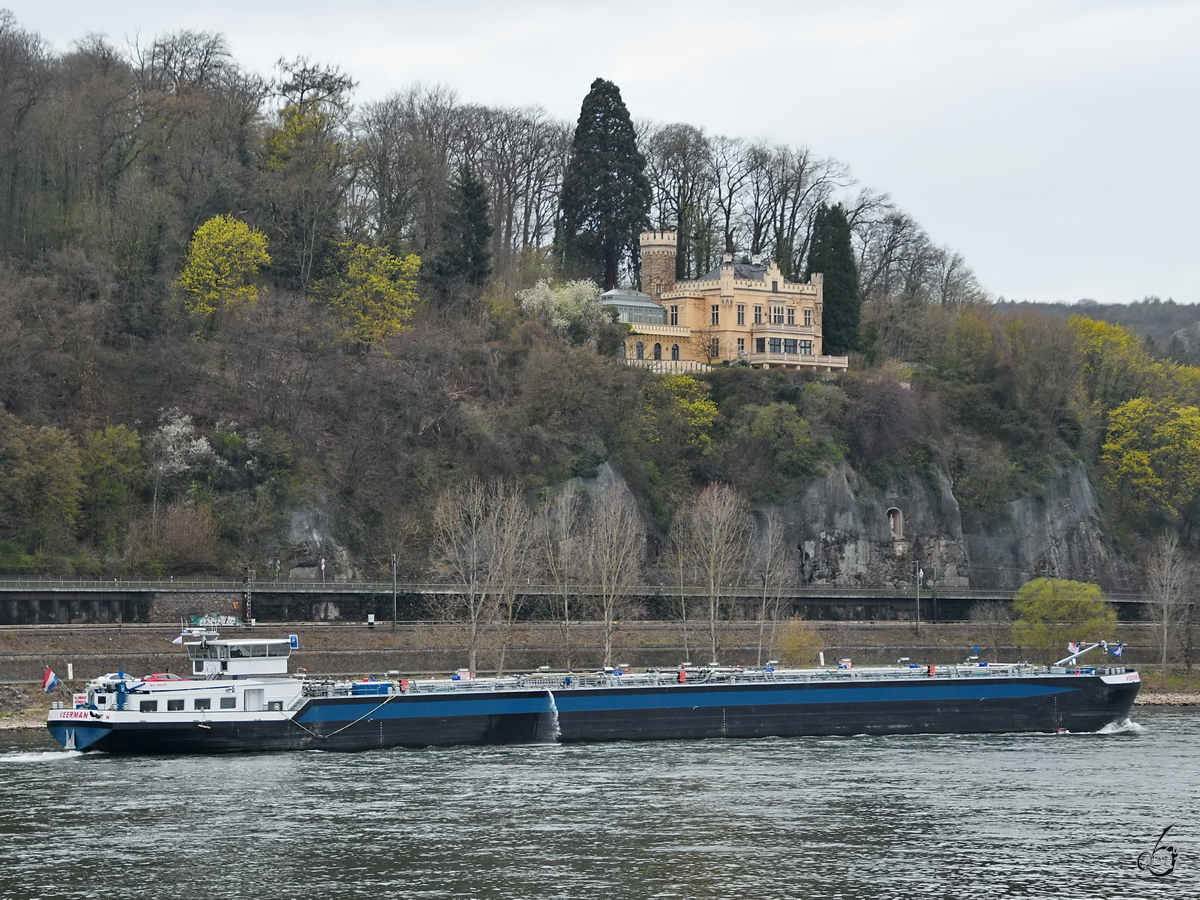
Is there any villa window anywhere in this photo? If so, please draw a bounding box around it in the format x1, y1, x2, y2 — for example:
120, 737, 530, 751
784, 339, 798, 354
755, 337, 766, 353
804, 308, 813, 327
771, 305, 784, 325
635, 341, 644, 360
772, 280, 779, 293
754, 305, 763, 324
671, 344, 680, 361
737, 304, 745, 325
769, 337, 782, 353
736, 338, 745, 355
787, 307, 795, 326
653, 343, 662, 361
710, 304, 720, 326
670, 305, 679, 326
800, 340, 813, 355
709, 337, 720, 359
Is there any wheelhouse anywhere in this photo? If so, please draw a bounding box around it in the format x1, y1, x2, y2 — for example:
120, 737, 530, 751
186, 638, 292, 677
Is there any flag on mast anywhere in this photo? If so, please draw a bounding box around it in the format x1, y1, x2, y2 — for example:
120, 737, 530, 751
42, 667, 59, 693
1068, 641, 1081, 655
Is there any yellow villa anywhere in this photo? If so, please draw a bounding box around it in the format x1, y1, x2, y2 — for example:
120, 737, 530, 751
602, 231, 849, 373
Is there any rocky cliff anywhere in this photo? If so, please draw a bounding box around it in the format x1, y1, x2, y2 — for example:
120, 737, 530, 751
780, 461, 1137, 593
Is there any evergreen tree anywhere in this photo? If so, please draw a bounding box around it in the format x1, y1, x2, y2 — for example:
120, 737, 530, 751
435, 164, 493, 290
805, 203, 860, 356
558, 78, 651, 290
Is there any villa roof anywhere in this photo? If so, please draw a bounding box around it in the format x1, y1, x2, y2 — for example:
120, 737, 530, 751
688, 262, 786, 283
600, 287, 662, 309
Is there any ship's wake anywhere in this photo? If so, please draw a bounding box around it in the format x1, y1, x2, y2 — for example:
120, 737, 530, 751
1094, 717, 1145, 735
0, 749, 85, 764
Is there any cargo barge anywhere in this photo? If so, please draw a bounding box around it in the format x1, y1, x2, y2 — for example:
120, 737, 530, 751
46, 631, 1141, 754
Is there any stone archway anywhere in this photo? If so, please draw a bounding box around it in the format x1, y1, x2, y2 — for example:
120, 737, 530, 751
886, 507, 904, 540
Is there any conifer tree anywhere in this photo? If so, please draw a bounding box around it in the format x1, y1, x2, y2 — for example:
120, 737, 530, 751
435, 164, 493, 290
805, 203, 859, 356
558, 78, 651, 290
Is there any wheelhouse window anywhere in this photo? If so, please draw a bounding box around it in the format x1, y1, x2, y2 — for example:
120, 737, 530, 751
167, 699, 184, 711
220, 696, 236, 710
194, 698, 211, 710
140, 701, 158, 713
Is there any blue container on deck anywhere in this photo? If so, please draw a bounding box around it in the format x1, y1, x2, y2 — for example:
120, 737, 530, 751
351, 681, 390, 696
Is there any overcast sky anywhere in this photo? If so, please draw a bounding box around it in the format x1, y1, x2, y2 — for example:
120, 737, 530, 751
6, 0, 1197, 305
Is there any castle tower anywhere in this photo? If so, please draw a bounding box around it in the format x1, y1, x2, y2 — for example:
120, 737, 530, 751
639, 231, 677, 300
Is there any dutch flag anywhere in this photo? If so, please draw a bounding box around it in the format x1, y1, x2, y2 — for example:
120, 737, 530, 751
42, 667, 59, 693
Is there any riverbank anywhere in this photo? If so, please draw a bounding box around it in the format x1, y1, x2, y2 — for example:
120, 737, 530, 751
1134, 691, 1200, 706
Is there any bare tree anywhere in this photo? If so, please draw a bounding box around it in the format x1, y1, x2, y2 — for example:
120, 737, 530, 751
432, 478, 531, 675
683, 483, 753, 663
490, 484, 534, 675
1145, 532, 1193, 688
583, 481, 644, 667
535, 485, 584, 669
666, 515, 693, 662
968, 601, 1014, 661
753, 508, 793, 665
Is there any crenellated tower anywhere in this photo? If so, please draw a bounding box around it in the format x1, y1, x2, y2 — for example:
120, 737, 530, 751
639, 231, 677, 299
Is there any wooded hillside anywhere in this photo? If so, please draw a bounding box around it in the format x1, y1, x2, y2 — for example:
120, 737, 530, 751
2, 12, 1200, 589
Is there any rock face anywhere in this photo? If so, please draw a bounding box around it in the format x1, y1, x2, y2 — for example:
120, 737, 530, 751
279, 460, 1135, 593
776, 461, 1134, 592
960, 462, 1136, 591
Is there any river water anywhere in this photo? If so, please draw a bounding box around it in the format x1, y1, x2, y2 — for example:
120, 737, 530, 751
1, 709, 1195, 900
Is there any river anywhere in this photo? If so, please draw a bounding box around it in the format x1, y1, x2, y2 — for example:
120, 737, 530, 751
1, 709, 1195, 899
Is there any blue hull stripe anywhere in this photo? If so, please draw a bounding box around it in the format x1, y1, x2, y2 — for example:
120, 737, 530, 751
554, 683, 1075, 712
296, 682, 1075, 723
47, 724, 110, 750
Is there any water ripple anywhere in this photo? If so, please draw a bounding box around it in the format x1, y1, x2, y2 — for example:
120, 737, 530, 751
0, 712, 1196, 899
